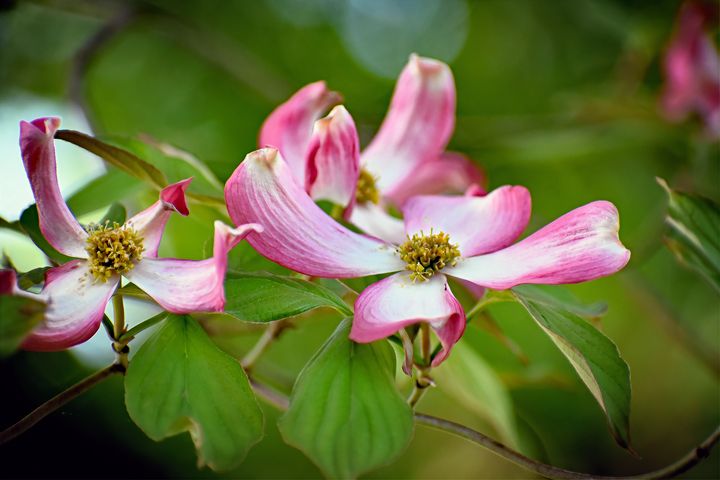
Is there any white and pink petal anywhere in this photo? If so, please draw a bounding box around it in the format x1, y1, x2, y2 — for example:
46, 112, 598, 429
224, 148, 403, 278
259, 81, 342, 183
350, 272, 465, 366
361, 55, 456, 193
348, 202, 407, 245
449, 201, 631, 289
402, 186, 531, 257
20, 117, 88, 258
124, 178, 192, 257
22, 260, 117, 351
125, 222, 261, 313
305, 105, 360, 210
383, 151, 486, 207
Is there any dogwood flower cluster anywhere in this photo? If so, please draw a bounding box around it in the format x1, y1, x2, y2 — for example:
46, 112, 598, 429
9, 56, 630, 365
7, 117, 261, 351
259, 54, 485, 243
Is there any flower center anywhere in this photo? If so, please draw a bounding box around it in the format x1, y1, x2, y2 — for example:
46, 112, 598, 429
85, 223, 145, 281
355, 168, 380, 204
397, 230, 460, 282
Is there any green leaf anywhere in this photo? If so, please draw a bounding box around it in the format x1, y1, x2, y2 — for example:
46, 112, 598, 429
66, 169, 143, 217
17, 267, 50, 290
99, 202, 127, 225
55, 129, 167, 190
512, 284, 607, 319
0, 294, 46, 358
434, 339, 520, 448
513, 288, 632, 449
659, 178, 720, 293
19, 204, 74, 264
0, 216, 23, 234
223, 271, 353, 323
111, 135, 225, 198
124, 315, 263, 471
278, 319, 414, 479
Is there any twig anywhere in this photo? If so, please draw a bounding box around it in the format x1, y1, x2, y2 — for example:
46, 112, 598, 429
249, 377, 719, 479
415, 414, 720, 480
0, 363, 126, 445
241, 321, 289, 372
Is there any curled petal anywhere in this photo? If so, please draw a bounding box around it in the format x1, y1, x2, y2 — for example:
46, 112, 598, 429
361, 54, 455, 193
23, 260, 117, 351
225, 148, 403, 277
125, 178, 192, 257
305, 105, 360, 210
384, 152, 486, 207
449, 201, 631, 289
403, 186, 532, 257
350, 272, 465, 366
259, 81, 342, 183
348, 202, 406, 244
125, 221, 262, 313
20, 117, 88, 258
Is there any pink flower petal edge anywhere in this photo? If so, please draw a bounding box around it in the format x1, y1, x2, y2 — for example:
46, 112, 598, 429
224, 148, 404, 278
305, 105, 360, 212
361, 54, 456, 194
125, 221, 262, 313
350, 272, 465, 365
402, 186, 532, 257
259, 81, 342, 184
125, 178, 192, 257
20, 117, 88, 258
384, 151, 486, 207
449, 201, 631, 289
22, 260, 117, 351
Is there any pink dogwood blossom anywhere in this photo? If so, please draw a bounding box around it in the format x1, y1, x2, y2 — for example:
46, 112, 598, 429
225, 148, 630, 364
259, 54, 485, 243
662, 0, 720, 137
17, 117, 262, 351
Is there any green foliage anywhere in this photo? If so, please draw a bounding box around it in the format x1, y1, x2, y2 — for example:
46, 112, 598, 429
19, 204, 73, 264
55, 129, 168, 189
17, 267, 49, 290
513, 287, 632, 449
0, 294, 46, 358
278, 319, 414, 479
223, 271, 353, 323
99, 202, 127, 225
66, 169, 143, 218
434, 338, 520, 448
659, 178, 720, 293
124, 315, 263, 471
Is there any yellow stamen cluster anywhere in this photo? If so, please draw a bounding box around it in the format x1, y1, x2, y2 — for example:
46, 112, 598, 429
85, 222, 144, 281
355, 168, 380, 205
397, 230, 460, 282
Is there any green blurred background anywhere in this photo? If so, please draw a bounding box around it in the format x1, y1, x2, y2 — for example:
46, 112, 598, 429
0, 0, 718, 478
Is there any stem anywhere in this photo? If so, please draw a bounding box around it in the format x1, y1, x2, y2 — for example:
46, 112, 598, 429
408, 324, 434, 408
248, 377, 719, 480
241, 321, 287, 372
466, 290, 515, 319
112, 295, 125, 340
112, 295, 129, 369
118, 312, 168, 343
0, 363, 126, 445
415, 414, 720, 480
